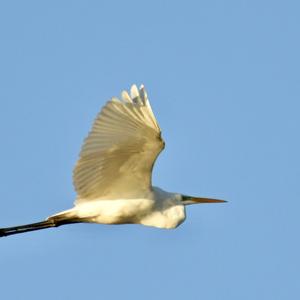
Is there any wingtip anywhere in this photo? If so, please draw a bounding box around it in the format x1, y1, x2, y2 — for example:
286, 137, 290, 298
130, 84, 139, 99
139, 84, 148, 104
111, 96, 120, 103
121, 90, 132, 103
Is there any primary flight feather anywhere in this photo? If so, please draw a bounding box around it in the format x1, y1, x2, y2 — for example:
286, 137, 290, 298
0, 84, 225, 237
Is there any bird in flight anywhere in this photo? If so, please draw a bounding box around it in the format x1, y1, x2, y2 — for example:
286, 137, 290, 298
0, 84, 225, 237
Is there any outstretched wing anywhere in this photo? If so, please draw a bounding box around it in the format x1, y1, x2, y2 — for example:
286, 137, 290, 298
73, 84, 165, 203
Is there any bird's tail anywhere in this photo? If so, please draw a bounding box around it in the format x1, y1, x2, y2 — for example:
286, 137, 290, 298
0, 216, 80, 237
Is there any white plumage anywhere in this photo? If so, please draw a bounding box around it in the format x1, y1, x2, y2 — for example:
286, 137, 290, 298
73, 84, 163, 202
0, 84, 225, 237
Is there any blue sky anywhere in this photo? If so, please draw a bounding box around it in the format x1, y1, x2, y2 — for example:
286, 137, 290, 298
0, 1, 299, 299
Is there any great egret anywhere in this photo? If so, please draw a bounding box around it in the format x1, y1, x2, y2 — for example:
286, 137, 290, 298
0, 84, 225, 237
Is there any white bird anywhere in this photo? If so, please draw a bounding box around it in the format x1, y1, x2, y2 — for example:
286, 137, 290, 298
0, 84, 225, 237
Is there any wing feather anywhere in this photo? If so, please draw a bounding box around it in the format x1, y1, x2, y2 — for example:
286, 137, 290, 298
73, 85, 164, 203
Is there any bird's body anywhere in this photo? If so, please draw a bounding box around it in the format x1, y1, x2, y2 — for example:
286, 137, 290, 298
52, 187, 185, 229
0, 84, 225, 237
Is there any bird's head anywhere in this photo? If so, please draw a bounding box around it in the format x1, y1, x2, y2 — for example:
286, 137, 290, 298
181, 194, 227, 205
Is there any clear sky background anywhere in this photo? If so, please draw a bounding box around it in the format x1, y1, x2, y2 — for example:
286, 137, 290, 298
0, 1, 299, 299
